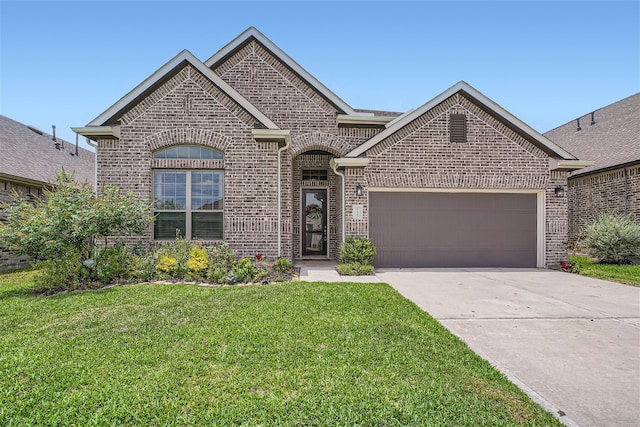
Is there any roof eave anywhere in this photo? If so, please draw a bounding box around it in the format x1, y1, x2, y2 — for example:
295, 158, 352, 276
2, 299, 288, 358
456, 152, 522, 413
549, 159, 594, 171
337, 114, 395, 126
71, 125, 121, 141
329, 157, 370, 169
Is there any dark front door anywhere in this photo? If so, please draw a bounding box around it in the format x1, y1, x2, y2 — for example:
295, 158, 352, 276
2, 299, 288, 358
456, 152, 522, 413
302, 189, 327, 256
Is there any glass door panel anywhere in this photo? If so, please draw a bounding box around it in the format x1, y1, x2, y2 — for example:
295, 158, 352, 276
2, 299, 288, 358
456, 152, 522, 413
302, 189, 327, 256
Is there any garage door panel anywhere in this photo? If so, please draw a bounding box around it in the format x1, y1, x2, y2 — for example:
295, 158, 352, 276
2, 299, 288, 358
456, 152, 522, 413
370, 192, 537, 268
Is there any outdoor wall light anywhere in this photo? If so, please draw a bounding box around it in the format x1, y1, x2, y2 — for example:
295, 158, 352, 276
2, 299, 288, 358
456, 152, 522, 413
555, 185, 565, 197
355, 183, 363, 197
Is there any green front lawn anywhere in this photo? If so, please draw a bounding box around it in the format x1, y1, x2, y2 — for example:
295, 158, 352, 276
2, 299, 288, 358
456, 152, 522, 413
0, 271, 561, 426
569, 255, 640, 287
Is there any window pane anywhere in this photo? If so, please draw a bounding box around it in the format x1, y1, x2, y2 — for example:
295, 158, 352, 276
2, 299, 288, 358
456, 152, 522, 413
153, 146, 223, 159
192, 171, 223, 210
192, 212, 223, 240
154, 212, 186, 240
154, 171, 186, 209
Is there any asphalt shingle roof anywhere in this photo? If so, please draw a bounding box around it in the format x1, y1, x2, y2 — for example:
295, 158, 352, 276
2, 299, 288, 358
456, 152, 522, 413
544, 93, 640, 177
0, 115, 94, 186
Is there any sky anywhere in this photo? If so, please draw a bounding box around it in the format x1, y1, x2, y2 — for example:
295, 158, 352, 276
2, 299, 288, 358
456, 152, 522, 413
1, 0, 638, 152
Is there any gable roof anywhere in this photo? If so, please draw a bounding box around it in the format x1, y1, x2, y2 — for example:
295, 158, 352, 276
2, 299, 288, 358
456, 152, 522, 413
544, 93, 640, 177
205, 27, 367, 117
346, 81, 578, 160
82, 49, 278, 131
0, 115, 94, 186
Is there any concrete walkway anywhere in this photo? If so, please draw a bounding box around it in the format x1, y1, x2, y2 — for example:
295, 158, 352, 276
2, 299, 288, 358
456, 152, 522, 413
297, 263, 640, 427
377, 268, 640, 427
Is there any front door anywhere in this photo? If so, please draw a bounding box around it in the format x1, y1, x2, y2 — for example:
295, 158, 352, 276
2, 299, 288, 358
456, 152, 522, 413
302, 189, 327, 256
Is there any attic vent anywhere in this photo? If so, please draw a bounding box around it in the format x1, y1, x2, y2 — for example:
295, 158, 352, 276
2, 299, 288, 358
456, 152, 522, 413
27, 126, 44, 135
449, 114, 467, 143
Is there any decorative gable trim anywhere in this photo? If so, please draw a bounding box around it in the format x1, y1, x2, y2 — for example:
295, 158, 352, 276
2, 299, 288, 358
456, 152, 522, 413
346, 81, 578, 160
205, 27, 370, 118
82, 49, 278, 131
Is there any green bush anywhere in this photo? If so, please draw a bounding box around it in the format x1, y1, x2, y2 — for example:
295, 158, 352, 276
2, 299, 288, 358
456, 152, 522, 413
273, 257, 292, 273
34, 250, 87, 292
233, 257, 256, 283
95, 244, 131, 284
337, 262, 375, 276
0, 170, 152, 290
340, 238, 376, 265
582, 213, 640, 264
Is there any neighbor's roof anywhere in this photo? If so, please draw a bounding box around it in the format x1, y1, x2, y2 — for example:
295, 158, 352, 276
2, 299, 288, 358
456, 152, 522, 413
0, 115, 94, 186
346, 81, 578, 160
544, 93, 640, 176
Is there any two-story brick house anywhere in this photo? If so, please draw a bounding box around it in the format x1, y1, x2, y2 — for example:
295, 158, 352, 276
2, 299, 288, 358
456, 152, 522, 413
73, 27, 588, 268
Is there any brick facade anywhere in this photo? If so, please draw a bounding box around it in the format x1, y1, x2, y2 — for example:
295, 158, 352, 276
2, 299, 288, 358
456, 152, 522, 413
80, 28, 575, 267
0, 180, 41, 271
567, 164, 640, 243
543, 93, 640, 245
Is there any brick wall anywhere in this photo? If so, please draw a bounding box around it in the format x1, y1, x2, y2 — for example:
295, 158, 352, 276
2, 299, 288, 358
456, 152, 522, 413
359, 93, 568, 266
0, 180, 43, 271
211, 40, 379, 260
97, 64, 282, 258
568, 164, 640, 244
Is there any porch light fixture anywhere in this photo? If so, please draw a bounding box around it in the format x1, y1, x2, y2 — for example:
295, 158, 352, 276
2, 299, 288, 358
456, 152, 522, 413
355, 183, 363, 197
554, 185, 565, 197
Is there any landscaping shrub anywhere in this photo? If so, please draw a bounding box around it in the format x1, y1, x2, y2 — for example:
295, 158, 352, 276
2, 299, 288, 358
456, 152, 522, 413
155, 254, 177, 278
274, 257, 292, 273
0, 170, 152, 290
336, 262, 375, 276
338, 238, 377, 275
187, 246, 209, 278
95, 244, 132, 284
205, 243, 237, 283
340, 237, 376, 265
233, 257, 256, 283
582, 213, 640, 264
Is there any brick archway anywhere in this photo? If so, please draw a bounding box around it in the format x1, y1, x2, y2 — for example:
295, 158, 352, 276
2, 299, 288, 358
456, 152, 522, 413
146, 128, 231, 152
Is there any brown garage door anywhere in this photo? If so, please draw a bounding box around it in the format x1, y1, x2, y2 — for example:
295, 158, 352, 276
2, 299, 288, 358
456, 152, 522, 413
370, 192, 537, 268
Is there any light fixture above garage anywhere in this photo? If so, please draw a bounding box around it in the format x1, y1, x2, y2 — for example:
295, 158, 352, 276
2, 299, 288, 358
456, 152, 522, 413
355, 183, 363, 197
555, 186, 566, 197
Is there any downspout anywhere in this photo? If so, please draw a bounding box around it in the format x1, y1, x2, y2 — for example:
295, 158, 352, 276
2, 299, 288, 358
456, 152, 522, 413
331, 161, 346, 244
624, 167, 629, 215
277, 138, 291, 257
81, 135, 98, 192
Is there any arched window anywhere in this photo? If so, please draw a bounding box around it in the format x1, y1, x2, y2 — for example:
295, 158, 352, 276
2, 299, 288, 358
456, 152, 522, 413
152, 145, 224, 240
153, 145, 223, 160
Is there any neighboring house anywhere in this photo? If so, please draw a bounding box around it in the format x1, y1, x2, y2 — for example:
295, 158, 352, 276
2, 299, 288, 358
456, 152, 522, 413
0, 115, 95, 270
544, 93, 640, 245
73, 27, 588, 268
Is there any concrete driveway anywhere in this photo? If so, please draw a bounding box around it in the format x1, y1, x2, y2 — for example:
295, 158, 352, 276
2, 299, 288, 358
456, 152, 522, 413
376, 269, 640, 427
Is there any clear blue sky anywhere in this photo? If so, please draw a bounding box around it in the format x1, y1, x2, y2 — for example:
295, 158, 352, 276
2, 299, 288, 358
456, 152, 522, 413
1, 0, 638, 151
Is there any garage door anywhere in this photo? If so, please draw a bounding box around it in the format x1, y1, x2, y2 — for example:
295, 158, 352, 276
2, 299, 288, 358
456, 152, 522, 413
370, 192, 537, 268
